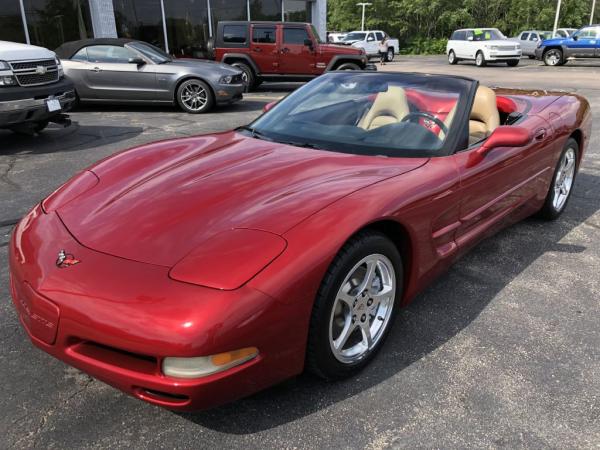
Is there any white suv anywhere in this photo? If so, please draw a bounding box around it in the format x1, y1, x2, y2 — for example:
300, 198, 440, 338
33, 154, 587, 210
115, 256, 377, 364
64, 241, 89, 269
446, 28, 521, 67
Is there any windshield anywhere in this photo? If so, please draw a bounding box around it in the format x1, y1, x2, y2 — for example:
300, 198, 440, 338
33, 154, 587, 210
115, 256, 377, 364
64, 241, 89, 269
540, 31, 552, 39
127, 42, 171, 63
246, 72, 472, 158
471, 29, 505, 41
311, 25, 323, 43
344, 32, 366, 41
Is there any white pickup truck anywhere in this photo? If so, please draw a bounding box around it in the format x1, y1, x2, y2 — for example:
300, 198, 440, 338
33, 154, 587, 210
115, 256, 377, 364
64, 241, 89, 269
0, 40, 75, 133
340, 30, 400, 61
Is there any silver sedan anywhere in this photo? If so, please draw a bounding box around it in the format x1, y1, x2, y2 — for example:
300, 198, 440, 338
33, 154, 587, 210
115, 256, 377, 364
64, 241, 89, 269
56, 38, 244, 113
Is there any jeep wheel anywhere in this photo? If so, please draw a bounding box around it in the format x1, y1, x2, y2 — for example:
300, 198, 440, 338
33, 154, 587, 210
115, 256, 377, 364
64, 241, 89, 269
337, 62, 361, 70
506, 59, 519, 67
231, 62, 255, 92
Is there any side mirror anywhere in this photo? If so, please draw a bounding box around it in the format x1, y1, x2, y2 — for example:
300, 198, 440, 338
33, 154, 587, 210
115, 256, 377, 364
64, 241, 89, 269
467, 36, 474, 41
263, 101, 278, 113
128, 57, 146, 65
467, 126, 530, 167
304, 38, 313, 48
572, 35, 579, 41
367, 37, 375, 42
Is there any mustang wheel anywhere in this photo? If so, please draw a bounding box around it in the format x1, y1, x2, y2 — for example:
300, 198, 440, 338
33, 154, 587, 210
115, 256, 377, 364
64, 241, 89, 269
176, 79, 214, 114
448, 50, 458, 65
539, 138, 578, 220
475, 51, 486, 67
307, 231, 402, 379
544, 49, 563, 66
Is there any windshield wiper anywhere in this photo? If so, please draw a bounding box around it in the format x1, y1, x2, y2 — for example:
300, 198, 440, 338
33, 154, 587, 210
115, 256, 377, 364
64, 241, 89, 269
236, 125, 274, 141
280, 140, 319, 149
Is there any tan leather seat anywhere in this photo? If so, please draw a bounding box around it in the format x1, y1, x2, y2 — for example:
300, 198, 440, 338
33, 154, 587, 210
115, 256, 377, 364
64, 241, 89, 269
439, 103, 457, 140
469, 86, 500, 144
359, 86, 410, 130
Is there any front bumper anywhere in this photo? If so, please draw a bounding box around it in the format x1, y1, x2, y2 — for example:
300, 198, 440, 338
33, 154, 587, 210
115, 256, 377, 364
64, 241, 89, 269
0, 78, 75, 128
486, 51, 522, 61
8, 205, 304, 411
214, 83, 244, 105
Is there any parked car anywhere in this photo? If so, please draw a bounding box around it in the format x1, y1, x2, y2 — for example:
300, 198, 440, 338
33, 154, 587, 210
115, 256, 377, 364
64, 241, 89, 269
535, 25, 600, 66
9, 70, 590, 411
554, 28, 577, 38
327, 32, 347, 43
340, 30, 400, 61
447, 28, 522, 67
0, 40, 75, 134
56, 38, 244, 114
212, 21, 373, 91
509, 30, 552, 58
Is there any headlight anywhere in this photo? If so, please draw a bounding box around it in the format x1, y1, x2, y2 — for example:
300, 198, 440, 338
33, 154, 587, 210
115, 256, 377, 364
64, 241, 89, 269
55, 56, 64, 77
0, 76, 16, 86
537, 41, 543, 48
162, 347, 259, 378
41, 170, 100, 213
485, 45, 499, 51
219, 74, 233, 84
0, 60, 10, 70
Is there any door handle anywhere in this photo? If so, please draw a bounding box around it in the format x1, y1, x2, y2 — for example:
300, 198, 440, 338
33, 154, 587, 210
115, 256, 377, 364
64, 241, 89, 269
534, 128, 547, 140
90, 67, 102, 72
252, 47, 262, 52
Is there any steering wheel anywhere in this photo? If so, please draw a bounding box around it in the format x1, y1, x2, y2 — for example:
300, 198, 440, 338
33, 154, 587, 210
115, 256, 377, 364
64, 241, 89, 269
401, 112, 448, 135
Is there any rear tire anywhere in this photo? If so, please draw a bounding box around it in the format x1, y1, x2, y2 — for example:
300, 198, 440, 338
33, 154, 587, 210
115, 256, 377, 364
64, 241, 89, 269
475, 51, 486, 67
336, 62, 361, 70
448, 50, 458, 65
231, 62, 256, 92
33, 120, 49, 133
537, 138, 579, 220
306, 231, 403, 380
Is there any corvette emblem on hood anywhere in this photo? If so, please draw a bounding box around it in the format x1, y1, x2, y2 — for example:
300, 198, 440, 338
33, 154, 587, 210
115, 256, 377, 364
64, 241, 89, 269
56, 250, 80, 268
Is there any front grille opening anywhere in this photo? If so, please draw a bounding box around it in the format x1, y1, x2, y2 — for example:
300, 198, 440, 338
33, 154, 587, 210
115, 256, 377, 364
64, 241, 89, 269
71, 340, 158, 375
16, 71, 59, 86
139, 388, 189, 401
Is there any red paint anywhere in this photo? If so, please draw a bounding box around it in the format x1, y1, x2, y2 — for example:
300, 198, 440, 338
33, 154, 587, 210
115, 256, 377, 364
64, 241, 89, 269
8, 89, 591, 411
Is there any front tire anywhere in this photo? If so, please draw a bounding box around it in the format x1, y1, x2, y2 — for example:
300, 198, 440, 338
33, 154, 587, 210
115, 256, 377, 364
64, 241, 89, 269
544, 48, 563, 66
386, 48, 394, 62
231, 62, 256, 92
176, 79, 214, 114
448, 50, 458, 65
475, 51, 487, 67
507, 59, 519, 67
306, 231, 403, 380
538, 138, 579, 220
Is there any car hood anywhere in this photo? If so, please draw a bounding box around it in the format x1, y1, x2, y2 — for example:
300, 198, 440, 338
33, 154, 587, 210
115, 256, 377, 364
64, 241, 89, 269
481, 40, 519, 46
541, 37, 568, 46
57, 132, 428, 267
168, 58, 241, 74
320, 43, 363, 54
0, 41, 55, 61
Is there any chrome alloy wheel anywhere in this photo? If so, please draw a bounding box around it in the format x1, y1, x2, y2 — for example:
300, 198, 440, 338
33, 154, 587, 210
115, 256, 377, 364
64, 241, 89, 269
545, 49, 561, 66
553, 147, 576, 211
180, 82, 208, 111
329, 254, 396, 364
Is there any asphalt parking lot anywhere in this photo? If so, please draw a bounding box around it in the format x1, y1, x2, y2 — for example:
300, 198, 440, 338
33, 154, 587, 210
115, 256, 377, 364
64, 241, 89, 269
1, 55, 599, 449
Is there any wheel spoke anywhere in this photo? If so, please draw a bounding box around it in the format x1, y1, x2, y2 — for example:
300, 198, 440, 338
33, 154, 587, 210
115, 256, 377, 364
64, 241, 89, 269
360, 321, 373, 349
334, 317, 355, 350
357, 260, 377, 294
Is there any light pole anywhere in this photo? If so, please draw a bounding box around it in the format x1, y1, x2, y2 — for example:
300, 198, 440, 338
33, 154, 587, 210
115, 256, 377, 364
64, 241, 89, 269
356, 2, 372, 31
553, 0, 562, 36
591, 0, 597, 25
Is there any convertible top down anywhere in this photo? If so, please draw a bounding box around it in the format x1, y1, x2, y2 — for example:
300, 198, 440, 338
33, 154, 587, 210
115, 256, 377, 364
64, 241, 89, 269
9, 72, 591, 410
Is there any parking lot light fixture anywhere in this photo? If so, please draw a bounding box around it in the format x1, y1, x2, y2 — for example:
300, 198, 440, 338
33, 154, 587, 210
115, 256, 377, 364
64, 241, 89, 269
356, 2, 372, 31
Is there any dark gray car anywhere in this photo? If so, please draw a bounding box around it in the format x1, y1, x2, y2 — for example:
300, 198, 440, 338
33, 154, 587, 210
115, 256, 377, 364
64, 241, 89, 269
56, 38, 244, 113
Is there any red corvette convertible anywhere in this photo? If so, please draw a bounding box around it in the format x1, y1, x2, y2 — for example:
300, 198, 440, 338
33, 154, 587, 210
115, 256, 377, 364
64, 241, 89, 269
9, 72, 591, 411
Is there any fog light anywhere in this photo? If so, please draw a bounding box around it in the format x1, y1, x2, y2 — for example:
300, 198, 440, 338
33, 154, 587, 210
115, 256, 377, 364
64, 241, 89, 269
162, 347, 258, 378
0, 76, 16, 86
